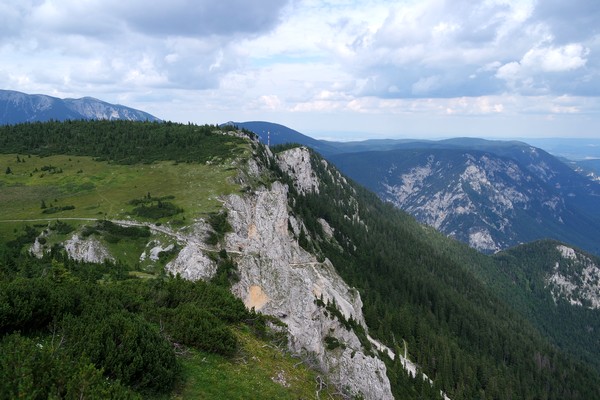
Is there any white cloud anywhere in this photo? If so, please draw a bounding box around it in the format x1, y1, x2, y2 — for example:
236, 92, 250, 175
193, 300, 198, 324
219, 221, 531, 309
522, 44, 589, 72
0, 0, 292, 98
496, 43, 590, 94
1, 0, 600, 138
496, 62, 522, 80
254, 95, 283, 111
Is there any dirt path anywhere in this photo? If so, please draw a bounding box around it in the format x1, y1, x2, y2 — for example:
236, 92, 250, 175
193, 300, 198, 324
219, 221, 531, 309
0, 218, 99, 223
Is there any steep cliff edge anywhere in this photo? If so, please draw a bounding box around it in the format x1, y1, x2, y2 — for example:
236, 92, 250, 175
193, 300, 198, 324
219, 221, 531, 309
224, 178, 392, 399
173, 144, 394, 398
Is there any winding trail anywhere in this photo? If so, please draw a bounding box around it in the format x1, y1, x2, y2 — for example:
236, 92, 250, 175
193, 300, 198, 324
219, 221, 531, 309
0, 217, 210, 251
0, 217, 243, 256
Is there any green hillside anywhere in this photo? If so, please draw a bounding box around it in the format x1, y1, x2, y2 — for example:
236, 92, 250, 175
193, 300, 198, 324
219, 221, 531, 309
492, 240, 600, 370
417, 223, 600, 375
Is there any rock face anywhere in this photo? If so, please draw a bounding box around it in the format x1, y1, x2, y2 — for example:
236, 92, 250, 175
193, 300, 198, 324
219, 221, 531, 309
166, 241, 216, 281
224, 180, 392, 399
30, 237, 46, 258
164, 222, 217, 281
276, 146, 320, 195
64, 234, 114, 264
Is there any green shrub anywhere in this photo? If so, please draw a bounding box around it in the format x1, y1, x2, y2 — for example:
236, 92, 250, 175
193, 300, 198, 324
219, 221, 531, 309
206, 211, 232, 245
152, 277, 249, 323
324, 335, 346, 351
81, 220, 150, 242
61, 310, 179, 393
164, 303, 238, 356
41, 205, 75, 214
0, 279, 81, 334
0, 333, 138, 400
211, 253, 240, 287
132, 201, 183, 219
49, 220, 75, 235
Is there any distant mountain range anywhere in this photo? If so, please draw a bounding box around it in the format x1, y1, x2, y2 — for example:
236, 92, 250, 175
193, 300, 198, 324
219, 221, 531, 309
0, 89, 160, 124
232, 121, 600, 256
330, 142, 600, 255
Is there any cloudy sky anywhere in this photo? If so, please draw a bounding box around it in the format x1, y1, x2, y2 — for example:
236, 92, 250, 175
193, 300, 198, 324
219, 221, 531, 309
2, 0, 599, 139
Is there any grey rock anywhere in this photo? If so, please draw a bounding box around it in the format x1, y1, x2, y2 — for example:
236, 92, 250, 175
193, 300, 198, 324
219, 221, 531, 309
64, 234, 114, 264
277, 147, 320, 194
224, 181, 392, 399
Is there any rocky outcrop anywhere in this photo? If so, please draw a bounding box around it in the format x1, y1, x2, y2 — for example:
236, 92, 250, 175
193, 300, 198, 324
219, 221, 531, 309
166, 241, 216, 281
30, 237, 46, 258
547, 245, 600, 309
64, 234, 114, 264
140, 242, 175, 262
160, 222, 218, 281
276, 147, 320, 195
223, 180, 393, 399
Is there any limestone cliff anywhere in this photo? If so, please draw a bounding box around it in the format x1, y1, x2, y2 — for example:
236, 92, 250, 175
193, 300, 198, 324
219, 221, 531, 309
224, 180, 392, 399
276, 146, 320, 195
168, 144, 394, 398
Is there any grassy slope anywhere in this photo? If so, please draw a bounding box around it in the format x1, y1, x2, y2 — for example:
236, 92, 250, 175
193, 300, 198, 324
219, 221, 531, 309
173, 327, 336, 400
0, 153, 241, 239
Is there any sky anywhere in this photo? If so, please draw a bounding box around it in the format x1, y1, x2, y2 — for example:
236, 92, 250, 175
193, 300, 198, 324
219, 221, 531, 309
1, 0, 600, 140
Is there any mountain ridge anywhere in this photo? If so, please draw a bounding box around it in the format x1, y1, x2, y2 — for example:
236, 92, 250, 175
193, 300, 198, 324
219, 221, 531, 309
233, 121, 600, 256
0, 89, 160, 124
330, 145, 600, 255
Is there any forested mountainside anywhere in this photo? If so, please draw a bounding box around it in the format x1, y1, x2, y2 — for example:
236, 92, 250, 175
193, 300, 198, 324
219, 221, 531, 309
1, 121, 599, 399
400, 220, 600, 390
0, 89, 160, 124
492, 241, 600, 371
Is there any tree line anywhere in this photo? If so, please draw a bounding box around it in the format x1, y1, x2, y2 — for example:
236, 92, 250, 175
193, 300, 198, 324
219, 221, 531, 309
0, 120, 246, 164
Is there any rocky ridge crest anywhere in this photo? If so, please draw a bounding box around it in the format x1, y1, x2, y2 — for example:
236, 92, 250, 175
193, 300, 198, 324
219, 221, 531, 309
26, 141, 395, 398
220, 146, 393, 398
